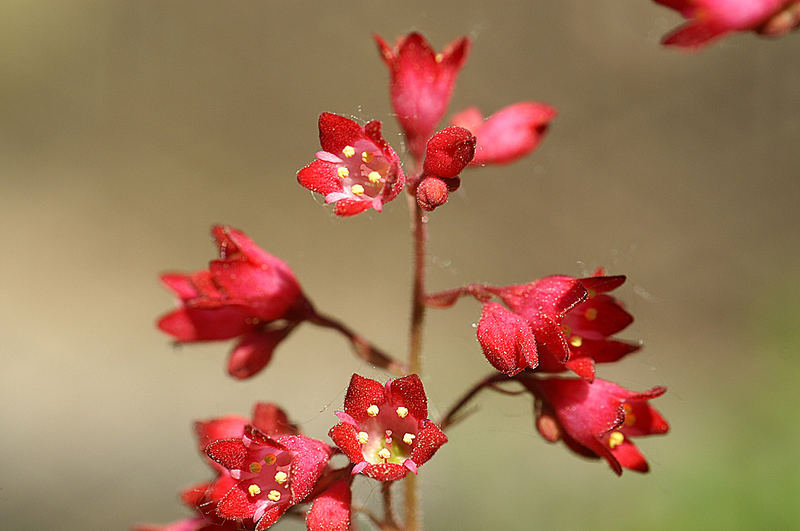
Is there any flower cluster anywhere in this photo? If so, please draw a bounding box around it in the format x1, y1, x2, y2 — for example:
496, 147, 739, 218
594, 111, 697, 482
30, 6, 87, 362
143, 28, 683, 531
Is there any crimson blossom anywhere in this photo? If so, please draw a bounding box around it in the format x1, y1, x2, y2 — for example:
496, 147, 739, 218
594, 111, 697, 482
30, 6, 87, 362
329, 374, 448, 481
297, 112, 405, 217
157, 225, 309, 379
426, 272, 639, 381
374, 32, 470, 159
654, 0, 800, 49
527, 377, 669, 475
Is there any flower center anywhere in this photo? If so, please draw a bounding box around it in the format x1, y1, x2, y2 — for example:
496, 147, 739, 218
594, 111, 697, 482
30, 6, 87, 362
336, 142, 389, 199
358, 403, 420, 465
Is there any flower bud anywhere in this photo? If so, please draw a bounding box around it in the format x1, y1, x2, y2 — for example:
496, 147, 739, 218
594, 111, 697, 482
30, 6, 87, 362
416, 176, 450, 211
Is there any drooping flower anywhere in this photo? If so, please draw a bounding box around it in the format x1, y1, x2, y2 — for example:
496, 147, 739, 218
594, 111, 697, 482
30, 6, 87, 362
528, 377, 669, 475
425, 272, 639, 380
654, 0, 800, 50
329, 374, 448, 481
450, 102, 556, 166
157, 226, 311, 379
297, 112, 405, 217
205, 427, 332, 530
374, 32, 470, 159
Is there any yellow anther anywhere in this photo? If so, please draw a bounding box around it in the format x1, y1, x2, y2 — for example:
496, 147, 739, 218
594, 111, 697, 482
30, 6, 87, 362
585, 308, 598, 321
264, 454, 277, 465
337, 166, 350, 179
622, 403, 633, 415
608, 431, 625, 449
351, 184, 365, 195
274, 471, 288, 484
435, 53, 443, 63
403, 433, 416, 445
367, 404, 380, 417
361, 151, 373, 163
357, 431, 369, 444
396, 407, 409, 418
569, 336, 583, 348
342, 146, 356, 158
267, 490, 282, 502
248, 484, 262, 497
588, 289, 597, 298
561, 325, 571, 337
377, 448, 391, 460
249, 462, 262, 474
367, 171, 381, 184
625, 413, 637, 427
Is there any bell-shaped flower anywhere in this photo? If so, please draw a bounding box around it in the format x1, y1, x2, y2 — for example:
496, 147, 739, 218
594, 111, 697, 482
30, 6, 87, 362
297, 112, 405, 217
329, 374, 448, 481
205, 427, 332, 530
374, 32, 470, 159
530, 377, 668, 475
157, 226, 310, 378
306, 479, 352, 531
451, 102, 556, 166
654, 0, 800, 49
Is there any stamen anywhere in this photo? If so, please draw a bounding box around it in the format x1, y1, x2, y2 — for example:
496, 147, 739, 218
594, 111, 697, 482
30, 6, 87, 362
267, 490, 282, 502
403, 433, 416, 445
367, 404, 379, 417
248, 484, 262, 496
588, 289, 597, 298
357, 431, 369, 444
569, 336, 583, 348
396, 407, 409, 418
337, 167, 350, 179
608, 431, 625, 449
367, 171, 381, 184
361, 151, 373, 163
585, 308, 598, 321
249, 462, 262, 474
377, 448, 391, 460
560, 325, 571, 337
435, 53, 443, 63
274, 471, 288, 484
342, 146, 356, 158
351, 184, 365, 195
264, 454, 277, 465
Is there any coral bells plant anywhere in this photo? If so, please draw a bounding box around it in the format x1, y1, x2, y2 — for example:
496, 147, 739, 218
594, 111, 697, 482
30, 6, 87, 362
141, 30, 680, 531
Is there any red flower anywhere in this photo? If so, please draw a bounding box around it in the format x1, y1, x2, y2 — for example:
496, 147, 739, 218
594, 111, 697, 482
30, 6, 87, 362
205, 427, 332, 530
450, 102, 556, 166
426, 272, 639, 380
329, 374, 448, 481
157, 226, 310, 378
529, 377, 669, 475
654, 0, 800, 49
297, 113, 405, 217
375, 32, 470, 159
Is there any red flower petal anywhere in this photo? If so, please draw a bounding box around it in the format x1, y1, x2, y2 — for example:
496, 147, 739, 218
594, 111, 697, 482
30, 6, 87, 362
205, 439, 248, 471
255, 504, 288, 530
328, 423, 364, 464
194, 415, 249, 450
318, 112, 367, 155
610, 439, 649, 473
217, 484, 256, 519
333, 198, 373, 217
362, 462, 408, 481
276, 435, 331, 503
297, 159, 344, 197
388, 374, 428, 421
209, 259, 300, 322
252, 403, 299, 436
157, 306, 253, 342
409, 422, 448, 467
564, 357, 596, 382
306, 479, 352, 531
343, 374, 387, 422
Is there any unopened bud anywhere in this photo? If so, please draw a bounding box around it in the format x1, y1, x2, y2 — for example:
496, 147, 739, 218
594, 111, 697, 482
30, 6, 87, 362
416, 177, 449, 211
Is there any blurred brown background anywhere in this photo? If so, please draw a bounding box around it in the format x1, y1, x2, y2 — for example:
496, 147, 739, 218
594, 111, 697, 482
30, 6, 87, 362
2, 1, 799, 530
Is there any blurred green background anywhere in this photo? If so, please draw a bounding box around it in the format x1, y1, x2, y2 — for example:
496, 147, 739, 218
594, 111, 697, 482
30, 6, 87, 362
2, 1, 799, 530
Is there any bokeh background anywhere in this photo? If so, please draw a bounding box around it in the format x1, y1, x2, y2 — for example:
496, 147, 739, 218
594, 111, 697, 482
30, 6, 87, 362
2, 1, 799, 530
